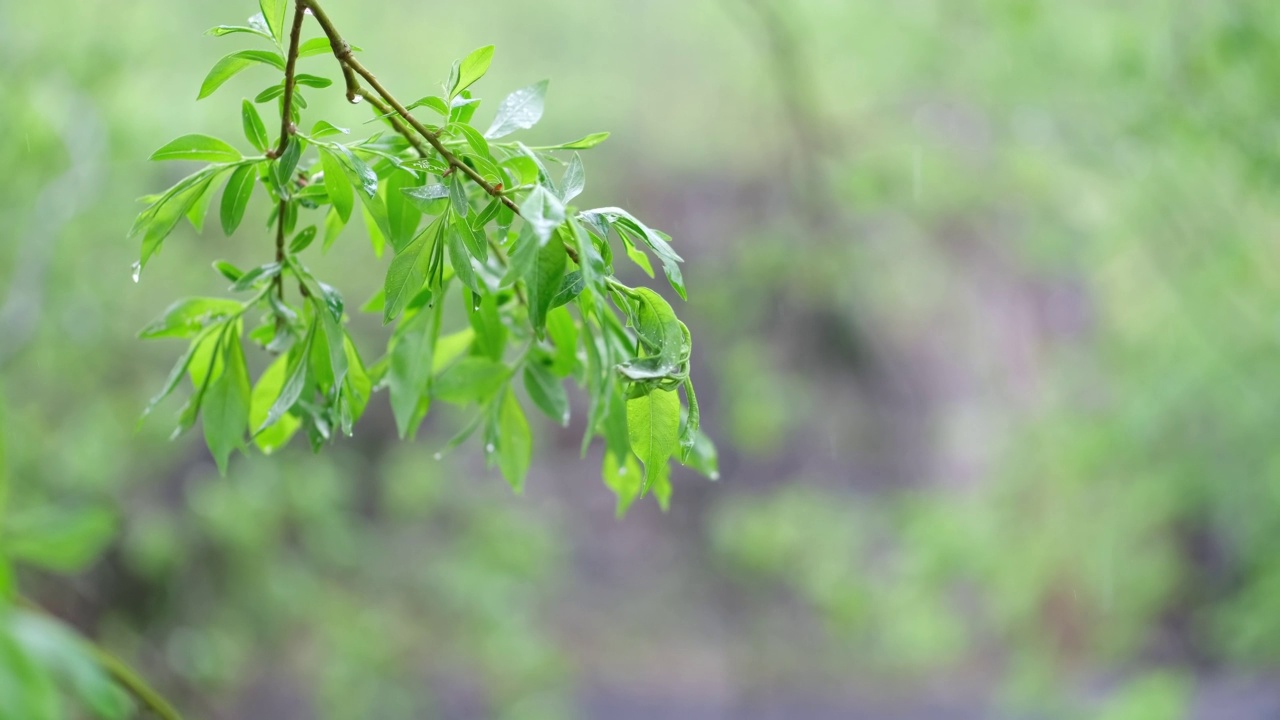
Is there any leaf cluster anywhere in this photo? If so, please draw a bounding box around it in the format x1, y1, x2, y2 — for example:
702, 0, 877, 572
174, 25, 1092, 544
131, 2, 717, 511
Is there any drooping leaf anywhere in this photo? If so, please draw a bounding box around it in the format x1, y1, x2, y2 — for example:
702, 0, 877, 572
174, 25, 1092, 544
250, 354, 301, 454
219, 163, 257, 235
150, 134, 241, 163
485, 80, 549, 139
626, 387, 680, 492
385, 169, 423, 251
523, 361, 569, 426
242, 99, 269, 153
203, 330, 251, 475
259, 320, 314, 433
602, 451, 642, 517
199, 50, 286, 99
387, 298, 444, 437
319, 148, 354, 222
527, 234, 567, 337
496, 388, 533, 491
384, 216, 443, 323
309, 120, 350, 138
133, 167, 220, 270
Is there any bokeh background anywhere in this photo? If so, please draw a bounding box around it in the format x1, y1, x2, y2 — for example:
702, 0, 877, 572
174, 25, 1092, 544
4, 0, 1280, 718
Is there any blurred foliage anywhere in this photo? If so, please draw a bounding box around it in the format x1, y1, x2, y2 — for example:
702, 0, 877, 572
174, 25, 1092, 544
5, 0, 1280, 718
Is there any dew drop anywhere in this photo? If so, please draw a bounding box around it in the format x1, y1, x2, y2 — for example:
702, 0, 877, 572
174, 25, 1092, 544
485, 442, 495, 454
433, 452, 443, 461
131, 261, 141, 283
709, 471, 721, 481
617, 467, 627, 476
560, 413, 570, 427
349, 94, 363, 105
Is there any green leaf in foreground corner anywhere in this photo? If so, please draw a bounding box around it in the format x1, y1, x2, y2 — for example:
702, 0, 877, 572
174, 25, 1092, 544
626, 388, 680, 492
4, 507, 117, 573
150, 134, 242, 163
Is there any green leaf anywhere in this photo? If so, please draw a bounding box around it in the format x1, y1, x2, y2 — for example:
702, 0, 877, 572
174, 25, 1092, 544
133, 167, 220, 271
231, 261, 282, 291
550, 271, 585, 309
275, 136, 302, 187
447, 213, 482, 295
401, 183, 450, 213
250, 354, 301, 454
384, 216, 443, 323
213, 260, 244, 283
545, 306, 580, 377
140, 326, 217, 419
206, 24, 273, 40
387, 298, 443, 437
524, 361, 569, 425
259, 320, 314, 433
448, 173, 469, 217
562, 153, 585, 203
527, 234, 567, 337
680, 376, 701, 460
220, 163, 256, 235
547, 132, 610, 150
4, 507, 117, 573
453, 45, 494, 98
150, 134, 241, 163
259, 0, 287, 42
289, 224, 317, 253
433, 358, 509, 405
309, 120, 349, 138
138, 298, 242, 339
202, 331, 251, 475
589, 208, 687, 299
199, 50, 286, 99
184, 170, 223, 232
453, 210, 488, 261
409, 95, 451, 117
295, 73, 332, 88
485, 80, 549, 139
680, 428, 719, 480
242, 99, 269, 153
520, 185, 565, 244
467, 292, 506, 361
626, 388, 680, 492
319, 148, 354, 222
602, 451, 642, 517
385, 169, 423, 251
255, 84, 285, 103
497, 388, 533, 491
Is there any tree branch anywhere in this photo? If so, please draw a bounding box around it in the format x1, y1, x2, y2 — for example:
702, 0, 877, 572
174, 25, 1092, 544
272, 2, 307, 303
299, 0, 580, 266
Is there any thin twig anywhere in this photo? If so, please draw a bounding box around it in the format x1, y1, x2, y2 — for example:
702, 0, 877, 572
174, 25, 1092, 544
299, 0, 580, 267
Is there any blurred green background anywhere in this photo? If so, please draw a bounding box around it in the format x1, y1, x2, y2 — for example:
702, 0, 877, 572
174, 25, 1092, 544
5, 0, 1280, 717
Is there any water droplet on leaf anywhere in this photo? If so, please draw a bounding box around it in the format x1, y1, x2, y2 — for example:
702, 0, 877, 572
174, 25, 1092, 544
485, 442, 495, 454
131, 261, 141, 283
